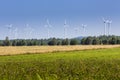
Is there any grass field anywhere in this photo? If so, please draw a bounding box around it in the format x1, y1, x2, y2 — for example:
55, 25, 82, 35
0, 46, 120, 80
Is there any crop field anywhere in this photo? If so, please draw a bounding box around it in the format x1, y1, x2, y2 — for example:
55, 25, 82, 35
0, 46, 120, 80
0, 45, 120, 55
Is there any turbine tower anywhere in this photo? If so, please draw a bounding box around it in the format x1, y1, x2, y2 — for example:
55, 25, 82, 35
102, 17, 112, 36
74, 27, 79, 37
107, 20, 112, 36
63, 20, 69, 39
82, 24, 87, 36
13, 27, 18, 39
103, 18, 107, 35
24, 24, 34, 39
44, 19, 52, 39
6, 24, 13, 39
24, 24, 29, 39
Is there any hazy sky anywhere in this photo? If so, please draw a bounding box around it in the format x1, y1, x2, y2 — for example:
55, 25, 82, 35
0, 0, 120, 39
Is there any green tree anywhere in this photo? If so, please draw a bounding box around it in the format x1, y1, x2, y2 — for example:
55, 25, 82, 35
84, 37, 92, 45
102, 39, 108, 45
16, 40, 26, 46
62, 38, 69, 45
109, 37, 117, 44
70, 39, 78, 45
92, 38, 100, 45
81, 38, 86, 45
3, 36, 11, 46
40, 39, 47, 45
48, 38, 57, 45
12, 40, 17, 46
57, 41, 61, 45
0, 40, 3, 46
116, 39, 120, 44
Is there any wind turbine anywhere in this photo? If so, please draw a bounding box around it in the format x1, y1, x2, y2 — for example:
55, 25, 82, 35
81, 24, 87, 36
24, 24, 34, 39
63, 20, 69, 39
24, 24, 29, 39
107, 20, 112, 36
102, 17, 112, 36
74, 27, 80, 37
44, 19, 52, 39
102, 17, 107, 35
13, 27, 18, 39
6, 24, 13, 39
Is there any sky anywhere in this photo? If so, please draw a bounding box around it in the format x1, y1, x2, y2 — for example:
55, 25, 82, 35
0, 0, 120, 39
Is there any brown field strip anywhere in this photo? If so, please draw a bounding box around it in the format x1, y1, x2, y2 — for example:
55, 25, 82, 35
0, 45, 120, 55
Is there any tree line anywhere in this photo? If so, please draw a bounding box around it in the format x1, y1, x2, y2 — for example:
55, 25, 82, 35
0, 35, 120, 46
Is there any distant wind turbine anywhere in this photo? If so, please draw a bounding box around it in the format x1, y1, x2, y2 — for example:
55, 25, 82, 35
81, 24, 87, 36
63, 20, 69, 39
44, 19, 52, 39
13, 27, 18, 39
107, 20, 112, 36
24, 24, 34, 39
102, 17, 107, 35
74, 27, 80, 37
102, 17, 112, 36
6, 24, 13, 39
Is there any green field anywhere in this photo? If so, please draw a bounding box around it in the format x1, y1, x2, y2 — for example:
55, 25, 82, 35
0, 48, 120, 80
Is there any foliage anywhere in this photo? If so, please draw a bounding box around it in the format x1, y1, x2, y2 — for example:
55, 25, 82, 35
62, 38, 69, 45
70, 39, 79, 45
1, 35, 120, 46
81, 35, 120, 45
3, 36, 11, 46
48, 38, 57, 45
84, 36, 93, 45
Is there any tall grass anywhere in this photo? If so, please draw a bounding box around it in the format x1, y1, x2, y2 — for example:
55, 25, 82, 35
0, 48, 120, 80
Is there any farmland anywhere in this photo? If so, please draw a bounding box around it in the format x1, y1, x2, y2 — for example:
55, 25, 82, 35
0, 45, 120, 55
0, 46, 120, 80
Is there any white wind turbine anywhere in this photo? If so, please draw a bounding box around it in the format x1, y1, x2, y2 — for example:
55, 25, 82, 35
63, 20, 69, 39
102, 17, 112, 36
81, 24, 87, 36
24, 24, 29, 39
44, 19, 52, 39
6, 24, 13, 39
24, 24, 34, 39
74, 27, 80, 37
102, 17, 107, 35
13, 28, 18, 39
107, 20, 112, 36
